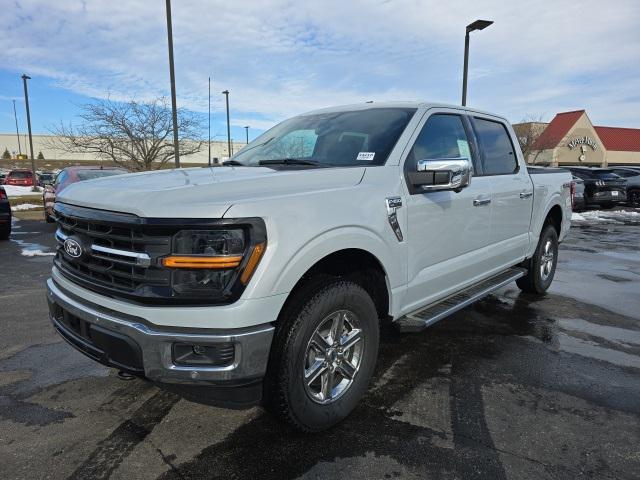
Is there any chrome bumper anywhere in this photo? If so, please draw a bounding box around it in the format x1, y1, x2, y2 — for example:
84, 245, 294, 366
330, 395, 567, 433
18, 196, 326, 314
46, 278, 275, 385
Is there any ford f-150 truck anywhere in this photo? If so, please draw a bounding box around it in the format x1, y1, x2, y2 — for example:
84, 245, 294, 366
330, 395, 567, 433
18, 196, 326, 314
47, 102, 572, 431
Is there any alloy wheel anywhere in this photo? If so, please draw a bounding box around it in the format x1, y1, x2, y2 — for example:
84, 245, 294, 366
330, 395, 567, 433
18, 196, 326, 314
303, 310, 364, 404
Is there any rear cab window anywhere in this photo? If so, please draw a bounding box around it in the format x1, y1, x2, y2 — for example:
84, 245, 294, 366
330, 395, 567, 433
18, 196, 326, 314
473, 118, 518, 176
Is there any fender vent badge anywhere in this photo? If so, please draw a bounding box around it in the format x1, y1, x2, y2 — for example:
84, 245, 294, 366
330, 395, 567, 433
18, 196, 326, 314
386, 197, 404, 242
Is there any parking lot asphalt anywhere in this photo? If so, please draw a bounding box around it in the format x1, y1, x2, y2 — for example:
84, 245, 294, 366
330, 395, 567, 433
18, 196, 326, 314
1, 212, 640, 480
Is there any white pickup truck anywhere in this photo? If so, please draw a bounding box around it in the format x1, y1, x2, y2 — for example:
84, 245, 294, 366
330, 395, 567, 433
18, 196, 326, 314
47, 102, 572, 431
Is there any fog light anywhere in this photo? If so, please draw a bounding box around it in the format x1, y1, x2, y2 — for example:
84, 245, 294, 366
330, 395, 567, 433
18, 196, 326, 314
172, 342, 235, 367
192, 345, 207, 355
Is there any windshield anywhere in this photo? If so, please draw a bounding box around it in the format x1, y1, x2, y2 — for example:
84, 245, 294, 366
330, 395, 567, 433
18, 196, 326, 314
11, 171, 32, 178
76, 170, 126, 181
230, 107, 416, 167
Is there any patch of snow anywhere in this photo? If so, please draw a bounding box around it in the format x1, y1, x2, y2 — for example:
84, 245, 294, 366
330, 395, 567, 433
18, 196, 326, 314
3, 185, 43, 197
11, 203, 42, 211
21, 248, 55, 257
572, 209, 640, 224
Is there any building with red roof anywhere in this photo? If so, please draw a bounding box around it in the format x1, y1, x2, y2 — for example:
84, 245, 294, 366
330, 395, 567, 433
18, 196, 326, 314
515, 111, 640, 166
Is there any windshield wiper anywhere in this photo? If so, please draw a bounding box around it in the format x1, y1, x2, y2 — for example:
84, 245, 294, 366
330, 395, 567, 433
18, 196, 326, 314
222, 159, 246, 166
258, 158, 327, 167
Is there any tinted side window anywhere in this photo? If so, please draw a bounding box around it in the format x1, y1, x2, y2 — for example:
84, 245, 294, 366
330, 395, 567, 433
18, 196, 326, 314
474, 118, 518, 175
407, 114, 471, 167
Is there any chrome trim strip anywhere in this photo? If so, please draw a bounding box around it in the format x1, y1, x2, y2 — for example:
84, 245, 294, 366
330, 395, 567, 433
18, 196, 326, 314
91, 244, 151, 267
55, 229, 68, 242
56, 228, 151, 267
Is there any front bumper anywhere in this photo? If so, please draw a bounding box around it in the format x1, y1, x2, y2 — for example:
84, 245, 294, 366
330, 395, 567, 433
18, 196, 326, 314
47, 278, 275, 406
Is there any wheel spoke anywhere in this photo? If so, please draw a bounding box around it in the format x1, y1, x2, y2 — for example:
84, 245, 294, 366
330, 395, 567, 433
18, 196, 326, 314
340, 328, 363, 351
305, 359, 327, 386
338, 359, 356, 379
321, 369, 334, 400
311, 331, 331, 352
330, 312, 345, 344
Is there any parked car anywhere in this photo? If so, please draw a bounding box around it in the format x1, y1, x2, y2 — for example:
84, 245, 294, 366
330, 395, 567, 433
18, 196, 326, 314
608, 167, 640, 207
0, 171, 7, 183
37, 171, 56, 188
0, 185, 11, 240
47, 102, 572, 431
3, 169, 36, 187
571, 175, 586, 211
564, 167, 627, 209
43, 166, 128, 222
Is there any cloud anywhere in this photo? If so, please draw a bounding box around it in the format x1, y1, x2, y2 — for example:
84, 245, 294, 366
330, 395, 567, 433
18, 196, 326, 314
2, 0, 640, 128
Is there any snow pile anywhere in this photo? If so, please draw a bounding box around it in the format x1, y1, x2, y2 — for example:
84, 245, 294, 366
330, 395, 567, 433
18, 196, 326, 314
2, 185, 43, 197
572, 210, 640, 224
11, 203, 42, 211
21, 248, 55, 257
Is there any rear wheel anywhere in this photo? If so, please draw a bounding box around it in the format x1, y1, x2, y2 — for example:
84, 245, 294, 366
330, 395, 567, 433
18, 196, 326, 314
628, 190, 640, 208
516, 224, 558, 294
264, 277, 379, 432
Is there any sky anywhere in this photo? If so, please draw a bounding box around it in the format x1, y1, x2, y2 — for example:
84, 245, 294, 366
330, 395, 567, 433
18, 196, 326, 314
1, 0, 639, 142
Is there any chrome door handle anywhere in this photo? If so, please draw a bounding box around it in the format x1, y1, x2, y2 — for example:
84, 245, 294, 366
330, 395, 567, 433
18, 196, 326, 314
519, 191, 533, 199
473, 198, 491, 206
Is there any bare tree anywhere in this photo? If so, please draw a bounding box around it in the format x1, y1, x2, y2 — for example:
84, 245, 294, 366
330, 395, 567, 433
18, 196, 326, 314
48, 97, 203, 171
513, 114, 555, 164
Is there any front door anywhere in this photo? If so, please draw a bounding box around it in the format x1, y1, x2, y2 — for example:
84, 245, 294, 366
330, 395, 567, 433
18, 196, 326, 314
402, 111, 493, 315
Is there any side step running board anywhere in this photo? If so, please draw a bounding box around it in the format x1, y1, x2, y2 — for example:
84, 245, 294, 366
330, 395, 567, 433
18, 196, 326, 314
395, 267, 526, 333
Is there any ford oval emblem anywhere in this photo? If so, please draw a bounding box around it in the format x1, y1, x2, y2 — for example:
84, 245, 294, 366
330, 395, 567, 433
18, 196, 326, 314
64, 238, 83, 258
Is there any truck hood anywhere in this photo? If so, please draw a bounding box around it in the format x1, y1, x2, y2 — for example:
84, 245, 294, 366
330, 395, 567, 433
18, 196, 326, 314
57, 166, 365, 218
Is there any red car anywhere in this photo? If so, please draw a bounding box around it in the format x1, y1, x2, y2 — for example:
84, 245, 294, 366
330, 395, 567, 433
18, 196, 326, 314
3, 169, 36, 187
44, 166, 128, 222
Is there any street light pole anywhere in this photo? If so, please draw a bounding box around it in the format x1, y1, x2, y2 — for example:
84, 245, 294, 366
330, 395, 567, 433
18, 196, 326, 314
208, 77, 211, 167
244, 125, 249, 144
21, 74, 37, 191
222, 90, 231, 158
461, 19, 493, 107
12, 99, 22, 156
165, 0, 180, 167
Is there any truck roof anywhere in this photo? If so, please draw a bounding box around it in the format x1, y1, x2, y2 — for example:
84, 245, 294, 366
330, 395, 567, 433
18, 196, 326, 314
299, 101, 508, 123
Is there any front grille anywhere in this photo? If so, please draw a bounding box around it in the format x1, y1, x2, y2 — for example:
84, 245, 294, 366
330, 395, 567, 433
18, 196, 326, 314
54, 204, 174, 300
52, 203, 267, 306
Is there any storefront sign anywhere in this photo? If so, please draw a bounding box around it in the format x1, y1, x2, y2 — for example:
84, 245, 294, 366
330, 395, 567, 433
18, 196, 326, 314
567, 136, 597, 150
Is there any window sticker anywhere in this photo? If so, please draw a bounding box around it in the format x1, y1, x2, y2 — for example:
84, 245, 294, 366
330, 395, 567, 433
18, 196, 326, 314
356, 152, 376, 161
457, 140, 471, 159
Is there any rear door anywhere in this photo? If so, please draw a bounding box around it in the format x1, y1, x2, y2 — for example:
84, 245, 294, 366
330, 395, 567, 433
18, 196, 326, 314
471, 116, 533, 269
401, 109, 493, 314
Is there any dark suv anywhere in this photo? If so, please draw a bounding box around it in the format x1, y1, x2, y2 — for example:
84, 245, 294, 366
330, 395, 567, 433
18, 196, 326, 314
0, 185, 11, 240
565, 167, 627, 209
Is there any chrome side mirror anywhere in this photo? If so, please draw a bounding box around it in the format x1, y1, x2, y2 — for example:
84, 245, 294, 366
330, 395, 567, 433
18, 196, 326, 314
411, 158, 472, 192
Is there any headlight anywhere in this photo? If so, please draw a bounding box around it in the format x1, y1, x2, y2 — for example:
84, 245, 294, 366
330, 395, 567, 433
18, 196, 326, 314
162, 228, 266, 298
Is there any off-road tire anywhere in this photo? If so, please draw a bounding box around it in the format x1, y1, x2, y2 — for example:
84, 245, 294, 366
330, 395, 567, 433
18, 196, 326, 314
516, 224, 558, 294
263, 277, 379, 432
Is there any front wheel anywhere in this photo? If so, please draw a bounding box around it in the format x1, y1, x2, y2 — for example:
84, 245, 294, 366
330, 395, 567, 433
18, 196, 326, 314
516, 224, 558, 294
0, 223, 10, 240
264, 278, 379, 432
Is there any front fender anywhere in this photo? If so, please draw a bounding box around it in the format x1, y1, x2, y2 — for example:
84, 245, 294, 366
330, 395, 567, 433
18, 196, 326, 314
270, 226, 403, 298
